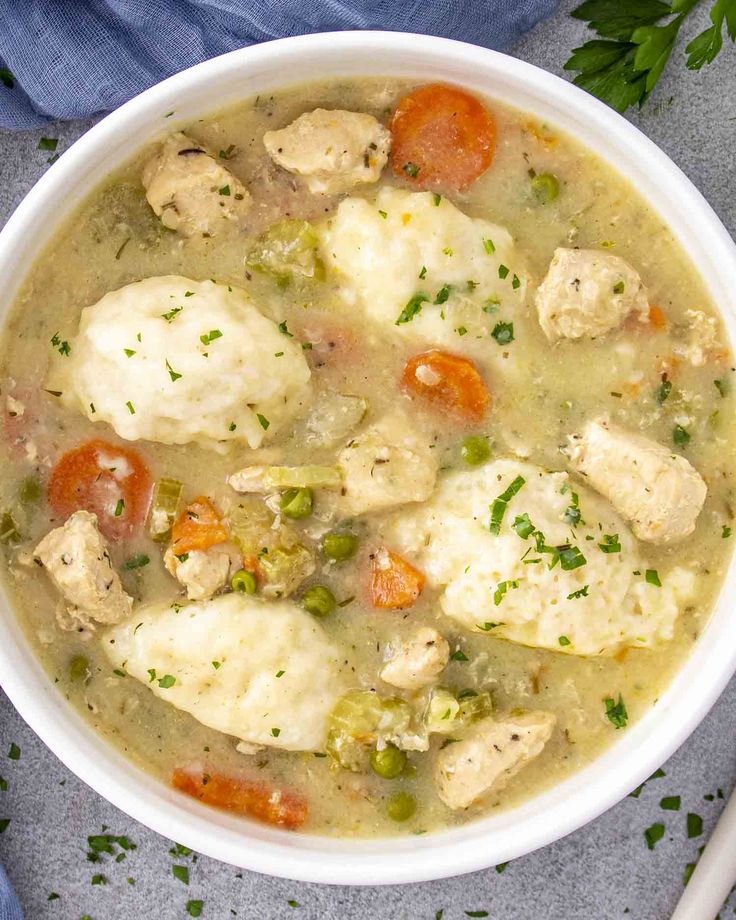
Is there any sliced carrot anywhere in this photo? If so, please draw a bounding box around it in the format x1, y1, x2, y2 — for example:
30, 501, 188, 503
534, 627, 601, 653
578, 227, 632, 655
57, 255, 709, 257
171, 496, 229, 555
389, 84, 496, 191
370, 547, 425, 610
172, 768, 308, 830
47, 439, 152, 542
401, 349, 491, 423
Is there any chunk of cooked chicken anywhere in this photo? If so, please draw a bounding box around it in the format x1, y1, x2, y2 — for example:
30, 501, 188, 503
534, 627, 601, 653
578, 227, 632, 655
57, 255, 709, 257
380, 627, 450, 690
164, 543, 240, 601
263, 109, 391, 194
566, 418, 707, 543
34, 510, 132, 631
535, 248, 649, 340
141, 132, 250, 237
672, 309, 724, 367
434, 711, 556, 810
337, 412, 437, 516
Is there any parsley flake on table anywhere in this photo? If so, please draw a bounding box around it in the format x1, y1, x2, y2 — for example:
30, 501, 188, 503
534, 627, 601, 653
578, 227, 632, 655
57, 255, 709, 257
687, 812, 703, 838
186, 901, 204, 917
660, 795, 681, 811
8, 744, 19, 760
644, 822, 665, 850
173, 864, 190, 884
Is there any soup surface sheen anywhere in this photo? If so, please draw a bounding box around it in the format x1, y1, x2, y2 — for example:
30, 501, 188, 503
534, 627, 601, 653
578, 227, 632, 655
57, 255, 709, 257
1, 78, 733, 838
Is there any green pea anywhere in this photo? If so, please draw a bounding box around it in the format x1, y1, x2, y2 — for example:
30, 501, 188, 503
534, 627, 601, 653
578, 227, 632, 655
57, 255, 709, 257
322, 531, 358, 562
280, 487, 313, 519
386, 791, 417, 822
530, 172, 559, 204
69, 655, 90, 683
302, 585, 337, 617
231, 569, 257, 594
370, 744, 407, 779
461, 435, 490, 466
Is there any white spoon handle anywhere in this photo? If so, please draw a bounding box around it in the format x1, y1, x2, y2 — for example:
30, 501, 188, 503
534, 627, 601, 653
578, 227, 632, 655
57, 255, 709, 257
671, 787, 736, 920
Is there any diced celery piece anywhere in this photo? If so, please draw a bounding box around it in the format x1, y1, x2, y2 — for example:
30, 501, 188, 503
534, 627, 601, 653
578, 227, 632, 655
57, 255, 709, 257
245, 219, 325, 288
423, 688, 493, 736
326, 690, 413, 772
306, 392, 368, 446
147, 478, 183, 542
0, 511, 21, 545
228, 465, 342, 493
227, 498, 274, 556
457, 691, 493, 723
258, 543, 315, 599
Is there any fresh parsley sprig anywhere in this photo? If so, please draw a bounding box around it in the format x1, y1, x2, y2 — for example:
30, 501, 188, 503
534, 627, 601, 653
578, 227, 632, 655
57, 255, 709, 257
564, 0, 736, 113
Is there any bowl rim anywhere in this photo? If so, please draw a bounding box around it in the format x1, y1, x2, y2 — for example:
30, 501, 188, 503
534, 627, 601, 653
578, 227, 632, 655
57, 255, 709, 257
0, 29, 735, 886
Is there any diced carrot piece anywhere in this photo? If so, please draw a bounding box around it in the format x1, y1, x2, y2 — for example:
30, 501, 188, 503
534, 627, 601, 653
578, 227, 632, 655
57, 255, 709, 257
172, 768, 308, 830
47, 439, 152, 542
401, 349, 491, 423
647, 305, 668, 330
370, 547, 425, 610
389, 84, 496, 191
171, 496, 229, 555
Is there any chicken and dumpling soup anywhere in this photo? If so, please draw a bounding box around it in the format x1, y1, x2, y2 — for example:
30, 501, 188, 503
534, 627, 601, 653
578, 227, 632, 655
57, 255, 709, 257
1, 79, 733, 837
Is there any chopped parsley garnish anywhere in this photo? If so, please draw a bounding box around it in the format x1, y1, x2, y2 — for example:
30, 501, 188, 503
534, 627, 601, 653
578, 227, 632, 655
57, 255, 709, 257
449, 649, 469, 662
563, 491, 581, 525
613, 280, 625, 294
276, 670, 285, 678
0, 69, 15, 89
442, 247, 453, 256
218, 184, 231, 196
644, 823, 665, 850
495, 863, 508, 874
482, 238, 496, 255
491, 321, 514, 346
50, 332, 71, 356
157, 674, 176, 689
200, 329, 223, 345
166, 359, 182, 382
257, 413, 270, 430
212, 661, 222, 670
228, 422, 237, 432
126, 400, 135, 415
123, 348, 136, 357
511, 274, 521, 290
403, 161, 420, 177
723, 525, 732, 539
172, 864, 189, 884
287, 900, 299, 908
660, 796, 681, 811
655, 379, 672, 404
418, 265, 427, 279
123, 553, 149, 570
498, 264, 509, 280
493, 579, 519, 606
396, 292, 429, 325
673, 424, 690, 446
477, 622, 502, 631
186, 901, 204, 917
378, 209, 388, 219
271, 727, 281, 737
91, 873, 107, 885
567, 585, 589, 600
219, 144, 236, 159
5, 744, 16, 761
278, 320, 293, 337
604, 694, 628, 729
38, 137, 58, 151
114, 499, 125, 517
558, 635, 571, 647
645, 569, 661, 587
465, 912, 489, 918
434, 284, 452, 305
489, 475, 526, 534
512, 513, 535, 539
687, 813, 703, 838
598, 534, 621, 554
433, 193, 442, 206
558, 545, 587, 570
161, 307, 183, 322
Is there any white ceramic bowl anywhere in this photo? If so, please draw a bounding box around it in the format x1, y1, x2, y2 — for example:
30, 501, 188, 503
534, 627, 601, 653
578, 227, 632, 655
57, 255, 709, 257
0, 31, 734, 886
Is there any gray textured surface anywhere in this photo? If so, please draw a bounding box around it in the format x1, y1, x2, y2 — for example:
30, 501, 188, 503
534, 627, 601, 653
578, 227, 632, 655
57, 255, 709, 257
1, 2, 735, 918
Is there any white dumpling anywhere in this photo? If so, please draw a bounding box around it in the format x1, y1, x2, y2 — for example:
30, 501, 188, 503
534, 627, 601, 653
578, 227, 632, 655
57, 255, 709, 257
103, 593, 348, 752
54, 276, 311, 450
319, 187, 526, 348
382, 460, 695, 656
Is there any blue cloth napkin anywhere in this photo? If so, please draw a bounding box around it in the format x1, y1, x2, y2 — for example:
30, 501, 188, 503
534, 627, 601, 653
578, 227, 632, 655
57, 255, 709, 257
0, 863, 21, 920
0, 0, 558, 129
